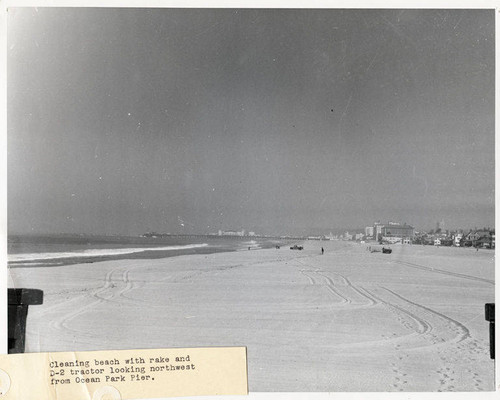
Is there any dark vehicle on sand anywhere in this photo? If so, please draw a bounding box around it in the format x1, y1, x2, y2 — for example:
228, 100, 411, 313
290, 245, 304, 250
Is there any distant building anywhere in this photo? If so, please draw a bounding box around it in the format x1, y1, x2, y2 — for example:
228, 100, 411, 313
307, 236, 322, 240
365, 226, 374, 238
374, 222, 385, 242
381, 223, 414, 243
343, 232, 353, 241
219, 229, 246, 236
373, 221, 414, 244
472, 230, 494, 248
453, 233, 463, 247
440, 238, 453, 246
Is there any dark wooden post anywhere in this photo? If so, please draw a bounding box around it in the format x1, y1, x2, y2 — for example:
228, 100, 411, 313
8, 289, 43, 354
485, 303, 495, 359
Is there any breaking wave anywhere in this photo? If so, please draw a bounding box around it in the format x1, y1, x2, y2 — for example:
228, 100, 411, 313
8, 243, 209, 263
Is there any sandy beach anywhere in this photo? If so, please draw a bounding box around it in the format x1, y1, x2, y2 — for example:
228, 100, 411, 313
8, 241, 494, 392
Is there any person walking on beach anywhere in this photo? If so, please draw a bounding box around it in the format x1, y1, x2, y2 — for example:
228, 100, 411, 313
321, 247, 324, 255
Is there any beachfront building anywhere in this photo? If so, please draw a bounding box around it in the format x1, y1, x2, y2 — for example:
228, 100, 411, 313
365, 226, 374, 239
373, 222, 385, 242
453, 233, 463, 247
472, 230, 494, 248
460, 230, 494, 248
373, 222, 414, 244
381, 223, 414, 243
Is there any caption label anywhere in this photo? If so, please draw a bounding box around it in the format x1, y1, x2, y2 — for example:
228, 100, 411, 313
0, 347, 247, 400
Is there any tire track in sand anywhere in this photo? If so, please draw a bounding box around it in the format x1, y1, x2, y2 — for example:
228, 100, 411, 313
318, 285, 427, 353
368, 287, 475, 392
393, 260, 493, 285
51, 266, 138, 337
361, 287, 432, 336
381, 287, 489, 392
299, 269, 350, 304
329, 272, 377, 307
293, 257, 485, 391
297, 263, 376, 307
359, 287, 435, 392
381, 287, 470, 344
314, 271, 351, 304
295, 268, 378, 315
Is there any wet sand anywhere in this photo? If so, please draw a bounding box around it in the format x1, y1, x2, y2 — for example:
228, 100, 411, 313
8, 241, 495, 392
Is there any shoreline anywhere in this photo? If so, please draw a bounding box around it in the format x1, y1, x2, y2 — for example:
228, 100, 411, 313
8, 237, 298, 269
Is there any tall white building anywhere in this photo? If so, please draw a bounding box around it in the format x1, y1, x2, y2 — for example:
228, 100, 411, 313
365, 226, 374, 237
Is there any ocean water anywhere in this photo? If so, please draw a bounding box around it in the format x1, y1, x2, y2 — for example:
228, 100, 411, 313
8, 234, 287, 268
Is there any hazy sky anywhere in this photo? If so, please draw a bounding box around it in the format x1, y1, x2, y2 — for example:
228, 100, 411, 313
8, 8, 495, 235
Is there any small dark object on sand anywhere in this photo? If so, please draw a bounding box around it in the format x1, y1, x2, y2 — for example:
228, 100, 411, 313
382, 247, 392, 254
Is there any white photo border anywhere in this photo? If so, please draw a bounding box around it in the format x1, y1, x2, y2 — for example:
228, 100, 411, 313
1, 2, 497, 400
